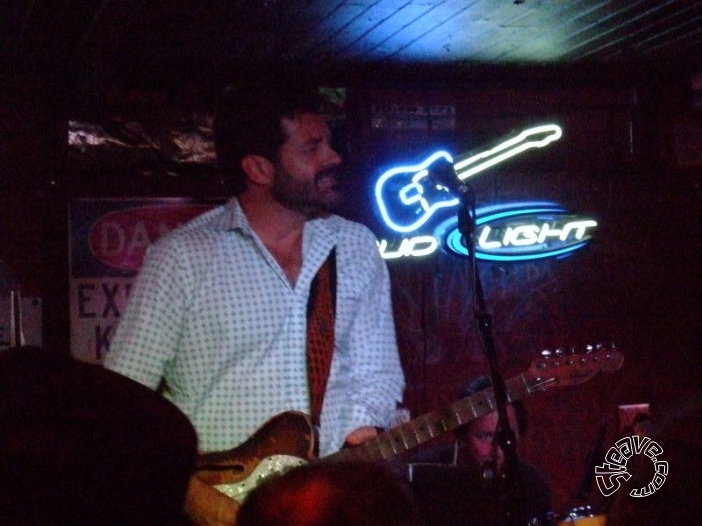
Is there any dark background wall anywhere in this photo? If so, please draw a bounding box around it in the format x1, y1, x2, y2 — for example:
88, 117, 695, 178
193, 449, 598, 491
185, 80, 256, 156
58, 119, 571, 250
1, 63, 700, 517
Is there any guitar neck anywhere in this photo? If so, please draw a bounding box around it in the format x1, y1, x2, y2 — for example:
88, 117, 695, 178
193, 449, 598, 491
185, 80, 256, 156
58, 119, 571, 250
328, 373, 534, 464
452, 124, 562, 181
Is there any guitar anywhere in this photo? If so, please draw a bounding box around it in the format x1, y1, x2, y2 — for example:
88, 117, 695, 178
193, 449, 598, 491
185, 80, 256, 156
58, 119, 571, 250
375, 124, 562, 233
194, 345, 622, 503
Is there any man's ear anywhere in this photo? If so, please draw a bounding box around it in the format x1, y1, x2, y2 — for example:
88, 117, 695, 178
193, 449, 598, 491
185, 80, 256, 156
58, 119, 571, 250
240, 154, 275, 186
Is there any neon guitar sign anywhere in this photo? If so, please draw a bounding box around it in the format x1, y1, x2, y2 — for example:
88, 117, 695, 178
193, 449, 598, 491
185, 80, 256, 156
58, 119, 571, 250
373, 124, 598, 261
374, 124, 563, 233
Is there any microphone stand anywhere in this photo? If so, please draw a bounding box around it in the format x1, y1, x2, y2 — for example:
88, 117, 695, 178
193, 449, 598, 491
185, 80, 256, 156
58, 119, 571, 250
453, 183, 528, 526
1, 260, 25, 349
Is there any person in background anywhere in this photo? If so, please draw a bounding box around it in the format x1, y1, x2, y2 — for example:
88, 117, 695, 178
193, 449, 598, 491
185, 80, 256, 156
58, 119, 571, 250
104, 76, 405, 526
406, 375, 552, 526
237, 461, 422, 526
0, 345, 197, 525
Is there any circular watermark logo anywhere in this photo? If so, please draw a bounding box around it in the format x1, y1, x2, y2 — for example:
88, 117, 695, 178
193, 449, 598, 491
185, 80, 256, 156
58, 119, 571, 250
595, 435, 668, 497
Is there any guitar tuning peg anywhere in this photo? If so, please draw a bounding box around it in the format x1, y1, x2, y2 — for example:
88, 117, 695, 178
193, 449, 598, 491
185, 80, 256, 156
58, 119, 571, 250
595, 343, 605, 352
554, 348, 564, 357
541, 349, 552, 357
568, 346, 577, 355
585, 344, 595, 353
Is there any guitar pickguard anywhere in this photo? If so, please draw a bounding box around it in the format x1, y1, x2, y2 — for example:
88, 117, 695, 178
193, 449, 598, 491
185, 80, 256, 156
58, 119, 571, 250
214, 454, 308, 503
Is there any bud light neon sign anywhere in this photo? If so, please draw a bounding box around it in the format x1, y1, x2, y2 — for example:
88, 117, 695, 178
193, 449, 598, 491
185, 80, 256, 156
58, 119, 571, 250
436, 202, 597, 261
373, 124, 598, 261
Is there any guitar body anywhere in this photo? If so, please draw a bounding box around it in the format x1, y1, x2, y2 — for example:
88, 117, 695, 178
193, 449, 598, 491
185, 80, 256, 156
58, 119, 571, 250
194, 411, 316, 502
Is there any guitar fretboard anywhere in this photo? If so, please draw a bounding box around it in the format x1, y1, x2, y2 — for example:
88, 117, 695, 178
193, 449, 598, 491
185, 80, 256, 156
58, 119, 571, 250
329, 373, 536, 463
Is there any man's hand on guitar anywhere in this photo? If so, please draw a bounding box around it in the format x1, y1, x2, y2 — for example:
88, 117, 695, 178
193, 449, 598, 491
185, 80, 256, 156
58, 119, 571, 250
344, 425, 380, 447
185, 475, 240, 526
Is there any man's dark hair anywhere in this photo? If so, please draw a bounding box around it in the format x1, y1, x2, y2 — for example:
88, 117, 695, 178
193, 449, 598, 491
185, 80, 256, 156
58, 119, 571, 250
214, 78, 325, 194
454, 374, 528, 438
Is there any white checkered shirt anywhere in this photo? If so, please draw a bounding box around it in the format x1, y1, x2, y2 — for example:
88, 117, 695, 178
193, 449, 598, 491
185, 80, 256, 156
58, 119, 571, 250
104, 198, 404, 456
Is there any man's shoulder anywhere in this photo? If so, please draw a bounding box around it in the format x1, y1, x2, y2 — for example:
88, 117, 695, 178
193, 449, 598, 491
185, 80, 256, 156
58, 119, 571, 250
152, 204, 231, 249
172, 203, 233, 236
325, 214, 378, 246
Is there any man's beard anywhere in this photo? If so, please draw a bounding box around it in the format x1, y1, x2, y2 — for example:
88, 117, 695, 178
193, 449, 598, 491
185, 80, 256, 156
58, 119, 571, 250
270, 164, 341, 218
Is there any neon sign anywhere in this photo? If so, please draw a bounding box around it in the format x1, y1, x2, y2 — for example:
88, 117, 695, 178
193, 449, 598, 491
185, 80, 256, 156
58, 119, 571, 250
437, 202, 597, 261
374, 124, 562, 233
373, 125, 598, 262
452, 124, 562, 181
378, 203, 597, 261
378, 235, 440, 260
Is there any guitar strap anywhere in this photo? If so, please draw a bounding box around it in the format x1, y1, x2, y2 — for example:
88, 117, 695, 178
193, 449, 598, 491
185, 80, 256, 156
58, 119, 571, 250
306, 248, 337, 427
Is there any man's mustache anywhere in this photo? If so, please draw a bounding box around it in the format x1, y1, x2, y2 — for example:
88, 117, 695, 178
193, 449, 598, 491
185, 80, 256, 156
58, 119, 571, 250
315, 165, 344, 184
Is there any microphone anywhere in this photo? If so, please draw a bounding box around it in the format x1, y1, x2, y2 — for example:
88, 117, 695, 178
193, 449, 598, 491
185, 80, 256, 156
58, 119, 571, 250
481, 460, 498, 481
427, 157, 467, 197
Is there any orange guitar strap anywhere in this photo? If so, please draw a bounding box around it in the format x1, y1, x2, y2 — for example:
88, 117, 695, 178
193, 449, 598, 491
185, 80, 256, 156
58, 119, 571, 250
306, 249, 336, 427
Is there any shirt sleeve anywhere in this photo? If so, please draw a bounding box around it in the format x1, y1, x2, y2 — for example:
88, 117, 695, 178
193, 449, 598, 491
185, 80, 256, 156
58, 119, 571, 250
104, 238, 190, 390
341, 227, 405, 436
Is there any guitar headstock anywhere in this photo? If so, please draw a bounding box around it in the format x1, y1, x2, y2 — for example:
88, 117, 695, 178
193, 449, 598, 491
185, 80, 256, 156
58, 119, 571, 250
525, 343, 623, 392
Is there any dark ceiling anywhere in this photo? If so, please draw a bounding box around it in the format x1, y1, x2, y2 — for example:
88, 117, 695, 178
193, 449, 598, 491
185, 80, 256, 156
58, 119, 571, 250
5, 0, 701, 182
4, 0, 702, 90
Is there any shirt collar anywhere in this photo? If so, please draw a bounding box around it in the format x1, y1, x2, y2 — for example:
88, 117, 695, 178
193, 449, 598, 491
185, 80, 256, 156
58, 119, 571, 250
221, 197, 340, 243
222, 197, 252, 233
